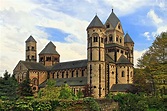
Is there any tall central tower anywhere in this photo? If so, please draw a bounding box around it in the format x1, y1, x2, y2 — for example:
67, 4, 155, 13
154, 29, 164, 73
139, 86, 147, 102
25, 35, 37, 62
87, 15, 106, 98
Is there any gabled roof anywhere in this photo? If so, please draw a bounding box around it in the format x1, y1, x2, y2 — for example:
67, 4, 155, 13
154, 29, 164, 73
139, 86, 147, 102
105, 54, 115, 63
51, 59, 87, 70
39, 41, 59, 55
25, 35, 37, 43
111, 84, 133, 92
105, 10, 120, 28
117, 55, 131, 64
39, 77, 87, 88
20, 61, 48, 70
124, 33, 134, 43
87, 15, 105, 29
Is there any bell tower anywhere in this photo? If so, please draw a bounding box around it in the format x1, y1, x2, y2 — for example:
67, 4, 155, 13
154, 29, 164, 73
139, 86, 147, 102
87, 15, 106, 98
25, 35, 37, 62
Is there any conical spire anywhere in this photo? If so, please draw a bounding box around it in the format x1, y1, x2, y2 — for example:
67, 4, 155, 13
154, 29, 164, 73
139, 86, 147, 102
25, 35, 37, 43
124, 33, 134, 43
87, 15, 105, 30
105, 10, 120, 28
39, 41, 59, 55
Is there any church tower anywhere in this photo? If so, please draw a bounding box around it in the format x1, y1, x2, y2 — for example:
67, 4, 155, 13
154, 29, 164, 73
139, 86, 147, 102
87, 15, 106, 98
124, 33, 134, 64
39, 41, 60, 67
25, 35, 37, 62
105, 9, 125, 62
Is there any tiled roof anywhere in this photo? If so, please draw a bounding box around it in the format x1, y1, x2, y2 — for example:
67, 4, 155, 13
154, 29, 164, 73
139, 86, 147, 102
117, 55, 131, 64
51, 59, 87, 70
110, 84, 133, 92
39, 41, 59, 55
105, 11, 120, 28
124, 33, 134, 43
25, 35, 36, 43
105, 54, 115, 63
39, 77, 87, 88
20, 61, 48, 70
87, 15, 105, 29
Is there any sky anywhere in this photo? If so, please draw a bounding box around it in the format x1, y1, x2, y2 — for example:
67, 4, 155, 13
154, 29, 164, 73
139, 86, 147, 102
0, 0, 167, 77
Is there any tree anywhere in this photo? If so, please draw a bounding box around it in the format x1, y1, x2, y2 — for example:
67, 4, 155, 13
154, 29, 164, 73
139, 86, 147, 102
17, 79, 33, 97
38, 79, 60, 99
59, 84, 74, 100
137, 32, 167, 95
0, 71, 18, 100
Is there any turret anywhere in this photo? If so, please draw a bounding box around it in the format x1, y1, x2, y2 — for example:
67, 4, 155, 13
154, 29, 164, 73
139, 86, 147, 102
124, 33, 134, 64
39, 41, 60, 67
105, 9, 124, 46
87, 15, 106, 98
25, 35, 37, 62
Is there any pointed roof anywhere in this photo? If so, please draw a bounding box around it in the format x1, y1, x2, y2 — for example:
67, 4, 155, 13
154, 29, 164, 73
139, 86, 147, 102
39, 41, 59, 55
117, 55, 131, 64
25, 35, 37, 43
105, 54, 115, 63
105, 10, 120, 28
87, 15, 105, 29
124, 33, 134, 43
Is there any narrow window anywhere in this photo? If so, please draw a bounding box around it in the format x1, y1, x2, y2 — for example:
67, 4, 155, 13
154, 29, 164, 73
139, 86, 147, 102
66, 72, 68, 78
40, 57, 44, 61
116, 37, 118, 42
27, 46, 30, 51
101, 38, 103, 43
62, 72, 64, 78
46, 57, 51, 61
120, 38, 122, 43
109, 35, 113, 42
32, 46, 34, 51
105, 37, 107, 42
76, 70, 78, 77
72, 71, 74, 77
106, 24, 110, 28
122, 71, 125, 77
94, 37, 98, 42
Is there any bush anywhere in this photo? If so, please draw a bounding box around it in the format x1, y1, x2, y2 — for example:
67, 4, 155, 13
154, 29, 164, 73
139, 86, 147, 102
84, 97, 100, 111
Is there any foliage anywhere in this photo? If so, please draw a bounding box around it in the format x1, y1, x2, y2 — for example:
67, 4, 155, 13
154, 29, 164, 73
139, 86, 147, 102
38, 79, 60, 99
59, 84, 75, 100
0, 71, 18, 100
136, 32, 167, 95
83, 97, 100, 111
17, 78, 33, 97
77, 89, 84, 98
109, 93, 167, 111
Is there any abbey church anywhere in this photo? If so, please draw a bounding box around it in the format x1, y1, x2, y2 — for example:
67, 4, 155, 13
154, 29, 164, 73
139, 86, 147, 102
13, 10, 134, 98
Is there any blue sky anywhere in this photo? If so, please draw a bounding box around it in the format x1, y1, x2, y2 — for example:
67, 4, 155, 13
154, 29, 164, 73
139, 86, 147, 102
0, 0, 167, 76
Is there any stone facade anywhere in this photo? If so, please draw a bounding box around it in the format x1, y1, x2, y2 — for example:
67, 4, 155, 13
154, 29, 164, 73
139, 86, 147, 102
13, 10, 134, 98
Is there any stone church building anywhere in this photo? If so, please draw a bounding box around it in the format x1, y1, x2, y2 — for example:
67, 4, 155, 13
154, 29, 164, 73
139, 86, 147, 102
13, 10, 134, 98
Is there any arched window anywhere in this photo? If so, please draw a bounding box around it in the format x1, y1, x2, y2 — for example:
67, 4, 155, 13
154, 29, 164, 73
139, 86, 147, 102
121, 71, 125, 77
57, 73, 59, 78
66, 72, 68, 78
106, 24, 110, 28
109, 35, 113, 42
76, 70, 78, 77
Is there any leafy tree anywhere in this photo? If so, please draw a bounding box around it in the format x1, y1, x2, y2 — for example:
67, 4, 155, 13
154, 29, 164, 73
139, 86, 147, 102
59, 84, 74, 99
17, 78, 33, 97
77, 89, 84, 98
0, 71, 18, 100
137, 32, 167, 95
38, 79, 60, 99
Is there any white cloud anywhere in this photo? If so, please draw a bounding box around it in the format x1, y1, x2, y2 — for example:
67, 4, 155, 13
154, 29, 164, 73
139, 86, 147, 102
147, 9, 163, 25
134, 49, 147, 67
143, 32, 151, 40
